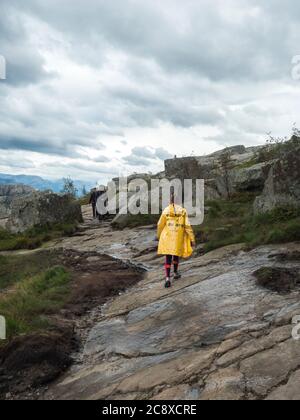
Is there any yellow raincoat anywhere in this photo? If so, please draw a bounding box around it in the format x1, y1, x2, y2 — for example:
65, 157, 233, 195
157, 204, 195, 258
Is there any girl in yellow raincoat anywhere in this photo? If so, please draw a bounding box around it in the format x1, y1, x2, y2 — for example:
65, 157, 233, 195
157, 194, 195, 288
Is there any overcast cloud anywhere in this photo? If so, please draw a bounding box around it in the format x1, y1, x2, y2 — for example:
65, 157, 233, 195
0, 0, 299, 184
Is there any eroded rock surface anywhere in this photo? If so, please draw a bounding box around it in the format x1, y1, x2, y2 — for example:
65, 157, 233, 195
42, 206, 300, 400
165, 145, 265, 200
0, 184, 34, 229
0, 186, 83, 233
254, 136, 300, 213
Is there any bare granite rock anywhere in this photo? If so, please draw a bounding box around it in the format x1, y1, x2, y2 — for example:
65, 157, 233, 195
254, 136, 300, 213
0, 184, 35, 229
42, 212, 300, 400
164, 145, 265, 199
0, 185, 82, 233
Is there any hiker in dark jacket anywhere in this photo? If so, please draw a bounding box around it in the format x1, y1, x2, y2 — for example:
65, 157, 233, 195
89, 188, 98, 219
96, 185, 107, 221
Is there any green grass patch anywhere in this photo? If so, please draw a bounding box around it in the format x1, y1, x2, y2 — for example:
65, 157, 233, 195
0, 222, 78, 252
234, 157, 261, 170
194, 192, 300, 253
0, 250, 60, 291
0, 266, 71, 339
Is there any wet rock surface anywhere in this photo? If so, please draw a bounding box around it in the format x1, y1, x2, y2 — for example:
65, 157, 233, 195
40, 206, 300, 400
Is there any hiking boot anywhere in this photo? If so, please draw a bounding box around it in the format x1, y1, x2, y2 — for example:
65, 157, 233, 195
174, 272, 182, 280
164, 279, 172, 288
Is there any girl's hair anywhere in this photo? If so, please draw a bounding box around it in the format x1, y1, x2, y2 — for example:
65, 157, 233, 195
170, 187, 175, 204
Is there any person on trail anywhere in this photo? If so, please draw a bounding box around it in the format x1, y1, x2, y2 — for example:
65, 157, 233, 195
96, 185, 107, 221
89, 188, 98, 219
157, 192, 195, 289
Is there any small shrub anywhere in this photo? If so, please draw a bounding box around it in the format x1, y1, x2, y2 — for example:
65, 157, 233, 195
254, 267, 300, 293
78, 194, 90, 206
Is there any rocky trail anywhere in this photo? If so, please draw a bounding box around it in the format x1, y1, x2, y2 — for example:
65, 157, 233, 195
30, 205, 300, 401
0, 207, 144, 400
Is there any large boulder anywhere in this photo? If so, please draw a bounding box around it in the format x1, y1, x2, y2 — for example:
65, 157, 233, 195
0, 184, 35, 229
230, 161, 273, 193
0, 185, 83, 233
254, 138, 300, 213
164, 145, 260, 179
164, 145, 267, 199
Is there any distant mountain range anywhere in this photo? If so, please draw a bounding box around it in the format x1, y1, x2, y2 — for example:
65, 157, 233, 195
0, 173, 93, 196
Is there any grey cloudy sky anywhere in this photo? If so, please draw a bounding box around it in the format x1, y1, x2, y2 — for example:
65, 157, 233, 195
0, 0, 299, 184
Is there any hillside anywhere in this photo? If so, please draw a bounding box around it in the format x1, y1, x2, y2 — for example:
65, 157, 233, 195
0, 137, 300, 400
